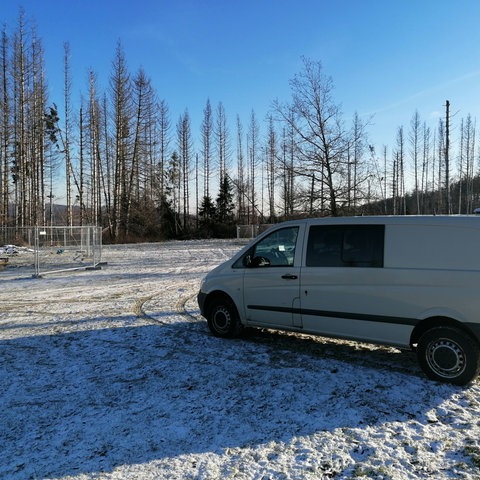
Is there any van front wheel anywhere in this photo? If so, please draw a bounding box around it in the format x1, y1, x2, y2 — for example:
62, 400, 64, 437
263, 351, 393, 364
207, 297, 243, 338
417, 326, 480, 385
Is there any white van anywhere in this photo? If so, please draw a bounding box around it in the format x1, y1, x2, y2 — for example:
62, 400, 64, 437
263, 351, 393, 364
198, 216, 480, 385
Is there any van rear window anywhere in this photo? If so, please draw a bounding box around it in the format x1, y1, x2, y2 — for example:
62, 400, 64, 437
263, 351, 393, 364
306, 225, 384, 268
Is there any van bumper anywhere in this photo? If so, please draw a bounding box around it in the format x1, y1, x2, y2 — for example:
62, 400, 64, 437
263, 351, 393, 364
197, 291, 207, 316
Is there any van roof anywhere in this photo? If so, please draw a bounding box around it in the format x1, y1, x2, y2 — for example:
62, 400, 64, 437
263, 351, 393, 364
276, 215, 480, 227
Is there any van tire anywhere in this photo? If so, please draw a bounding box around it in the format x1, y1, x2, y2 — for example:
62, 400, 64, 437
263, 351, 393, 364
207, 297, 243, 338
417, 326, 480, 385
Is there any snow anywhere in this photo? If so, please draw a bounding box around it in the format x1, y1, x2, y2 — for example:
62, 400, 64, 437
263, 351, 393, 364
0, 245, 19, 255
1, 239, 480, 480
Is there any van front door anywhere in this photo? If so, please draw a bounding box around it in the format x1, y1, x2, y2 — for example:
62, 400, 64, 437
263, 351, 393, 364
241, 226, 302, 328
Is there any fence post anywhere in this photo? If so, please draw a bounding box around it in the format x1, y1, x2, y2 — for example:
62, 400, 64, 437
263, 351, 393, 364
34, 227, 40, 277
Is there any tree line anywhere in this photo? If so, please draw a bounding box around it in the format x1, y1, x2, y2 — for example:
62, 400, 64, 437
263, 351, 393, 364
1, 10, 479, 242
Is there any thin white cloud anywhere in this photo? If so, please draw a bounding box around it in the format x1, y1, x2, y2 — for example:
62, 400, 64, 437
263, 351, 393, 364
368, 70, 480, 117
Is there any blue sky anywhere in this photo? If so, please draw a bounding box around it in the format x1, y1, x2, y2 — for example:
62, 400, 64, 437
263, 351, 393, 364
4, 0, 480, 155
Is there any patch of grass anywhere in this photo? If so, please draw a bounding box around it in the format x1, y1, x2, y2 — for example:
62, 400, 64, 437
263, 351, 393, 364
464, 444, 480, 468
352, 464, 392, 479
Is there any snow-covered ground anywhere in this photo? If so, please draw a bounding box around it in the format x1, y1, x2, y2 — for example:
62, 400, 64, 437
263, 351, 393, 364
1, 240, 479, 480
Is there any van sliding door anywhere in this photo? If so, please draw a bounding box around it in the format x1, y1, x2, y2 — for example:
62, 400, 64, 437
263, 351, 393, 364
301, 224, 397, 343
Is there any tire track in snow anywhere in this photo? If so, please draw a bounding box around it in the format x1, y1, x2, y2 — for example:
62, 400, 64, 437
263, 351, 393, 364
134, 282, 200, 325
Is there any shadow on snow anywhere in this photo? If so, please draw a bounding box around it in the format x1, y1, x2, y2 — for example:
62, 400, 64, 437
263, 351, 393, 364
0, 316, 464, 478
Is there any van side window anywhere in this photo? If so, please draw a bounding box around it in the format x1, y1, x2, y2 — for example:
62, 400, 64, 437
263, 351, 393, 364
306, 225, 384, 268
234, 226, 299, 268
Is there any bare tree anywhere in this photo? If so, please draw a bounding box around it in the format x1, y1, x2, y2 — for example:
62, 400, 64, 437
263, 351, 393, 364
201, 99, 212, 200
0, 27, 9, 225
8, 10, 53, 227
409, 111, 421, 213
421, 122, 431, 213
265, 114, 276, 220
273, 57, 353, 216
247, 110, 260, 222
410, 111, 422, 213
141, 77, 159, 202
235, 115, 247, 222
11, 8, 30, 227
382, 146, 388, 213
156, 99, 170, 200
78, 104, 86, 225
30, 30, 49, 225
394, 126, 406, 214
464, 115, 476, 213
85, 69, 106, 226
177, 110, 193, 229
215, 102, 229, 183
167, 150, 180, 234
348, 112, 368, 213
445, 100, 451, 213
110, 41, 133, 239
126, 68, 155, 223
63, 42, 73, 225
279, 110, 296, 217
436, 118, 445, 213
458, 114, 476, 213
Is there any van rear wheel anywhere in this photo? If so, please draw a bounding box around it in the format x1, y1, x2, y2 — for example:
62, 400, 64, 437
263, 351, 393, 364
417, 326, 480, 385
207, 297, 243, 338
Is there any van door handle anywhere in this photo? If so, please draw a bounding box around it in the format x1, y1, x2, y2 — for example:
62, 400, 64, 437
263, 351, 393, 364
281, 274, 298, 280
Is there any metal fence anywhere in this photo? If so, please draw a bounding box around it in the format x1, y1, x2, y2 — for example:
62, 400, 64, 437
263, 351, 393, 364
0, 226, 103, 277
236, 224, 274, 239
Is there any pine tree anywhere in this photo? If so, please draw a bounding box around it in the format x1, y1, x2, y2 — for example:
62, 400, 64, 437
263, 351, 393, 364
215, 176, 235, 224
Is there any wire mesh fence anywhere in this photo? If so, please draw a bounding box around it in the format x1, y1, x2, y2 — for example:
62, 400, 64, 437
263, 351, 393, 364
0, 226, 103, 277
